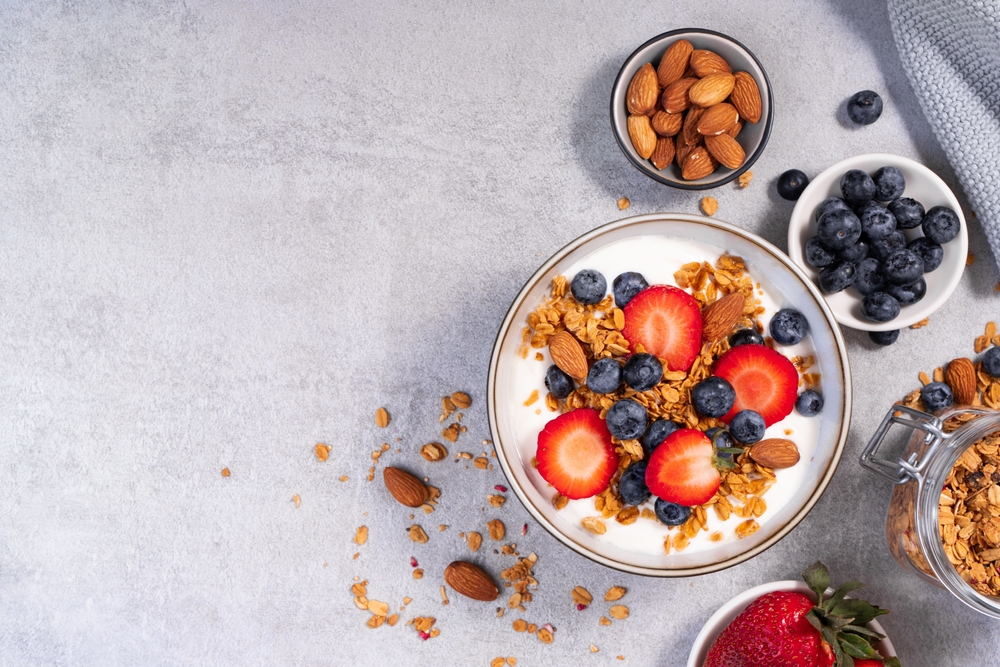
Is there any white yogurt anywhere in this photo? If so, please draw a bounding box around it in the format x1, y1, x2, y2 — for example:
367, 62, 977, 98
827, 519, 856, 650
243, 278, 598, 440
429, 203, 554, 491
511, 235, 821, 556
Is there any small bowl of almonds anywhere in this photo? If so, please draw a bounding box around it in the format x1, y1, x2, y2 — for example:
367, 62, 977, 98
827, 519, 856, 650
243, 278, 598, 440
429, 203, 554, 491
610, 28, 773, 189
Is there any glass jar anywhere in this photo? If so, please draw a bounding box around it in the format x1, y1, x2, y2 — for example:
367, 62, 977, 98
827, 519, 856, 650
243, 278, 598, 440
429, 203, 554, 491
861, 404, 1000, 618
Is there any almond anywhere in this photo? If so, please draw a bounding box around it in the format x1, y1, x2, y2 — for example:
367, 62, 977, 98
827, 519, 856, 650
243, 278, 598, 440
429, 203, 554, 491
689, 49, 731, 77
681, 107, 705, 146
696, 103, 739, 136
675, 139, 698, 168
650, 110, 682, 137
383, 467, 430, 508
443, 561, 499, 601
701, 293, 744, 341
661, 77, 698, 114
704, 133, 746, 170
627, 114, 657, 160
681, 146, 717, 180
749, 439, 800, 469
650, 136, 675, 170
727, 119, 743, 139
548, 330, 589, 379
946, 357, 977, 405
730, 71, 762, 123
688, 73, 736, 108
626, 63, 659, 116
657, 39, 693, 87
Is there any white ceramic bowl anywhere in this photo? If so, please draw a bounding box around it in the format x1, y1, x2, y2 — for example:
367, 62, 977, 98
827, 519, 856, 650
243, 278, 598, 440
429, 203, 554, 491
787, 153, 968, 332
487, 213, 851, 576
687, 580, 898, 666
610, 29, 774, 190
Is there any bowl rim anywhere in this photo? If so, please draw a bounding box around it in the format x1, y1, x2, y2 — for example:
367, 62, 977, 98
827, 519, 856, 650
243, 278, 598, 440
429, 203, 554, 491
786, 152, 969, 331
685, 580, 897, 666
486, 212, 852, 576
609, 28, 775, 190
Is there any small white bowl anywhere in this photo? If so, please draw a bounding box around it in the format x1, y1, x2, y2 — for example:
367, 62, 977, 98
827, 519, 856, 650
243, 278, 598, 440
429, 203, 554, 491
687, 580, 897, 666
786, 153, 968, 332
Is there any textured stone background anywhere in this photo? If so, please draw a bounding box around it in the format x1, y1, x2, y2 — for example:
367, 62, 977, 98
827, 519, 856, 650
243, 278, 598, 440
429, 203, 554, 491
2, 1, 998, 665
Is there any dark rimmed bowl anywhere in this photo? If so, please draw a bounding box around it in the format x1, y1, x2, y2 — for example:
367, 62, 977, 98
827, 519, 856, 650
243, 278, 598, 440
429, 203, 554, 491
610, 29, 774, 189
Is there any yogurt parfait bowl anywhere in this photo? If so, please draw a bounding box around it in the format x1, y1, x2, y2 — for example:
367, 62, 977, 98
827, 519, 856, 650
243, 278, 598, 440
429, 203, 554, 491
487, 214, 851, 575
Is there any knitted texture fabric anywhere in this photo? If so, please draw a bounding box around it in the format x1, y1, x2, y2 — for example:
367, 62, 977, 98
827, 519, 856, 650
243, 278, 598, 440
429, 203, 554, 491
887, 0, 1000, 264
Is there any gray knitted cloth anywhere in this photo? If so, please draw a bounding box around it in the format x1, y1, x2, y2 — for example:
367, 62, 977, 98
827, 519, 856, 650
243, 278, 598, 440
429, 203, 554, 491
888, 0, 1000, 262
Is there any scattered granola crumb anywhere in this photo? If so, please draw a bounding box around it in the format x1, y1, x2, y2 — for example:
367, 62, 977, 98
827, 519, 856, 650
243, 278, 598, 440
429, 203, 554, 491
376, 407, 390, 428
513, 619, 528, 632
995, 281, 1000, 292
488, 519, 506, 541
421, 442, 448, 462
535, 352, 544, 361
536, 627, 554, 644
524, 389, 539, 406
314, 443, 331, 461
438, 524, 448, 532
617, 197, 630, 210
353, 526, 368, 545
910, 317, 930, 329
468, 531, 483, 552
353, 552, 360, 560
617, 655, 625, 661
440, 585, 449, 605
968, 253, 976, 266
451, 391, 472, 409
599, 616, 612, 626
591, 645, 600, 653
491, 659, 506, 667
386, 614, 399, 627
609, 605, 629, 620
221, 467, 230, 477
488, 494, 507, 507
474, 456, 489, 469
413, 568, 424, 579
293, 494, 301, 509
408, 525, 429, 544
700, 196, 719, 216
571, 586, 593, 609
442, 423, 460, 442
738, 171, 753, 188
339, 475, 348, 482
604, 586, 626, 601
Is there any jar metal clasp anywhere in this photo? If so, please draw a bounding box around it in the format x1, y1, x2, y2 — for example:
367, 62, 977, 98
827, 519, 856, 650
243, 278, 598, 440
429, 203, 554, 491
860, 404, 948, 484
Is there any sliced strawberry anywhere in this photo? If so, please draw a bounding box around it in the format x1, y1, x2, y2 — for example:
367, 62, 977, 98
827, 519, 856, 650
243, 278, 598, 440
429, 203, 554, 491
536, 409, 617, 500
621, 285, 702, 372
713, 344, 798, 426
645, 428, 720, 506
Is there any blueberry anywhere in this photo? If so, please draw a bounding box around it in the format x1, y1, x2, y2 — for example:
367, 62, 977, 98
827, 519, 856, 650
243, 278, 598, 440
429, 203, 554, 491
907, 237, 944, 272
769, 308, 809, 345
847, 90, 883, 125
862, 292, 901, 322
922, 206, 961, 244
869, 329, 900, 346
817, 209, 862, 250
885, 278, 926, 305
729, 410, 766, 444
705, 427, 735, 451
805, 236, 837, 268
605, 398, 648, 440
818, 259, 856, 294
571, 269, 607, 305
618, 461, 650, 505
545, 365, 574, 399
852, 257, 885, 295
728, 328, 765, 347
623, 353, 663, 392
882, 249, 924, 285
873, 166, 906, 201
837, 239, 869, 263
613, 272, 649, 308
796, 390, 824, 416
641, 419, 680, 457
868, 230, 907, 262
920, 381, 954, 412
888, 197, 925, 229
859, 205, 896, 241
814, 197, 851, 222
840, 169, 877, 206
777, 169, 810, 200
587, 358, 622, 394
691, 376, 736, 418
982, 347, 1000, 377
654, 498, 692, 526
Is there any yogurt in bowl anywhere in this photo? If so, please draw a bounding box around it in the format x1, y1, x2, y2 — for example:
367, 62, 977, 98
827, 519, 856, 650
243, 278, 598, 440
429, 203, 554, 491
488, 214, 851, 575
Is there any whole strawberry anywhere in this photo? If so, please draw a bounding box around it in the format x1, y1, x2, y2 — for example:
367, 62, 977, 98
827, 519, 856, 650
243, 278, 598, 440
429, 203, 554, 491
703, 562, 901, 667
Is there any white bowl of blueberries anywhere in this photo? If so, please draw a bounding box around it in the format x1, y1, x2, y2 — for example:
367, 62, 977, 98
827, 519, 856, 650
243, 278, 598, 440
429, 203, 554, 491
785, 154, 968, 342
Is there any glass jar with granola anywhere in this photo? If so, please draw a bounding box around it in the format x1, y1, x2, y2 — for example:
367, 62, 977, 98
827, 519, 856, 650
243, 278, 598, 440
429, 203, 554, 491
862, 404, 1000, 618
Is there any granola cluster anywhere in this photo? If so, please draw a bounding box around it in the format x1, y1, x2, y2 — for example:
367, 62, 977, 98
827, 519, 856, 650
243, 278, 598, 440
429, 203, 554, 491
522, 254, 812, 552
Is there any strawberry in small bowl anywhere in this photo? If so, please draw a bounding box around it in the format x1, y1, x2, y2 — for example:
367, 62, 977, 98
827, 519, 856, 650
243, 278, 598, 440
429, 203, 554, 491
688, 562, 899, 667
